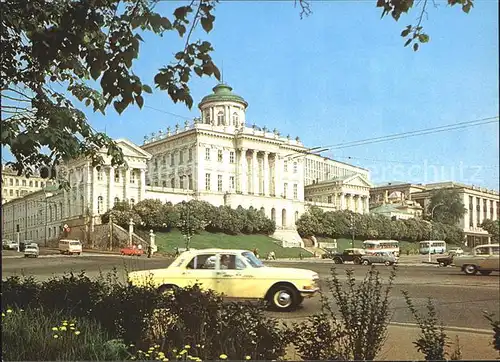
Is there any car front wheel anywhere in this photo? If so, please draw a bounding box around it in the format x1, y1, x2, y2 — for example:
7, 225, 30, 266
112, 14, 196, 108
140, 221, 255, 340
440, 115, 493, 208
463, 264, 477, 275
268, 284, 299, 312
384, 261, 392, 266
362, 259, 370, 266
333, 258, 343, 264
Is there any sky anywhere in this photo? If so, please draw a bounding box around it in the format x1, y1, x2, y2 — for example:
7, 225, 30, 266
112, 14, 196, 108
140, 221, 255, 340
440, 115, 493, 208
4, 0, 499, 189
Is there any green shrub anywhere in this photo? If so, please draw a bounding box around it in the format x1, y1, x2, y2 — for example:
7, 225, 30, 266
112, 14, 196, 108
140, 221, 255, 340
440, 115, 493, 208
290, 266, 396, 361
403, 291, 448, 361
1, 272, 288, 360
1, 307, 128, 361
484, 311, 500, 353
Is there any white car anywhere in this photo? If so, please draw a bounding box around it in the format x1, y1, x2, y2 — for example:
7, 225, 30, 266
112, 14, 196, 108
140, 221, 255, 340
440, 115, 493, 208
3, 240, 19, 250
448, 247, 464, 256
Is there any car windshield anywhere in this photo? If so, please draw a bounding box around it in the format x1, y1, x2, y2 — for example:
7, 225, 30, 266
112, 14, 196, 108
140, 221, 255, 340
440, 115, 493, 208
26, 246, 37, 250
242, 251, 264, 268
70, 241, 81, 246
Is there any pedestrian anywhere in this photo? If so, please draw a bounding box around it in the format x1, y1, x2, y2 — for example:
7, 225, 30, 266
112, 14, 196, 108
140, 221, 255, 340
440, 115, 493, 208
299, 252, 303, 260
147, 245, 152, 258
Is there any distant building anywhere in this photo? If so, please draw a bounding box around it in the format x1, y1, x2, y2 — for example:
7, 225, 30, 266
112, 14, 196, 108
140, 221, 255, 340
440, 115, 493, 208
1, 164, 51, 204
370, 181, 499, 246
1, 83, 370, 246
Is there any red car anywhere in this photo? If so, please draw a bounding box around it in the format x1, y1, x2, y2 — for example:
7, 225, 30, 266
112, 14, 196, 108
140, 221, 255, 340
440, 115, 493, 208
120, 246, 144, 256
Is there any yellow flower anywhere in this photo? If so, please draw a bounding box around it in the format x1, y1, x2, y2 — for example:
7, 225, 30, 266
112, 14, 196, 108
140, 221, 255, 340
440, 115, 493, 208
180, 349, 187, 355
70, 323, 75, 327
131, 357, 136, 360
145, 353, 150, 357
6, 309, 12, 313
20, 309, 24, 312
70, 326, 75, 330
130, 344, 135, 347
60, 326, 67, 331
74, 331, 81, 336
219, 354, 227, 360
245, 356, 251, 360
195, 344, 201, 348
62, 322, 68, 326
53, 335, 59, 339
52, 327, 58, 331
173, 349, 178, 353
184, 345, 191, 349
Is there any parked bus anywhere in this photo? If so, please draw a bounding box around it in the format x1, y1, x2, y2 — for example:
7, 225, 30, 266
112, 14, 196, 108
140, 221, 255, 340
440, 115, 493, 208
363, 240, 400, 256
419, 240, 447, 255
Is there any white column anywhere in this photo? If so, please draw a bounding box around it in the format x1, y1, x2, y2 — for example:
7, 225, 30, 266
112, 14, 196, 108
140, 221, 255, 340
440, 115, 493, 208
340, 193, 345, 210
263, 152, 270, 196
139, 169, 146, 201
91, 167, 97, 215
108, 167, 115, 210
124, 168, 131, 200
493, 201, 498, 221
239, 148, 247, 194
75, 168, 81, 216
364, 197, 369, 214
252, 150, 259, 195
274, 154, 281, 197
358, 196, 363, 214
472, 197, 477, 228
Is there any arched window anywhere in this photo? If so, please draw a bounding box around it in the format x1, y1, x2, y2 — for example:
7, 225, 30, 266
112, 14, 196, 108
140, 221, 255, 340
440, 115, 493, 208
295, 211, 299, 223
97, 196, 103, 214
130, 198, 135, 207
59, 202, 63, 218
281, 208, 287, 228
171, 177, 176, 189
217, 111, 224, 126
54, 204, 58, 220
271, 208, 276, 222
49, 206, 53, 221
114, 197, 119, 207
232, 112, 239, 125
205, 110, 211, 124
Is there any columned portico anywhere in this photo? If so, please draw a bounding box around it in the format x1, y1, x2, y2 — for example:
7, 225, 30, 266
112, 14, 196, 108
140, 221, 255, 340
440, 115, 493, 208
108, 167, 114, 210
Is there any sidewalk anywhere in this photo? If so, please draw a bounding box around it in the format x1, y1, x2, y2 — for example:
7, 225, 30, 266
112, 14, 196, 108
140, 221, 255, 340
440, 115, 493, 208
285, 323, 498, 360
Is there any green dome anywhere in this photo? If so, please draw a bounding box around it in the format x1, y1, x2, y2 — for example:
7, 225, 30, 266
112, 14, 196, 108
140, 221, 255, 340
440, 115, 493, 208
198, 83, 248, 109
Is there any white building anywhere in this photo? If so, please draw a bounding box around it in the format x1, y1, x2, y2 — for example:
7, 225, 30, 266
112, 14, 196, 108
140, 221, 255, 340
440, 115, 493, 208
1, 164, 52, 204
1, 83, 371, 246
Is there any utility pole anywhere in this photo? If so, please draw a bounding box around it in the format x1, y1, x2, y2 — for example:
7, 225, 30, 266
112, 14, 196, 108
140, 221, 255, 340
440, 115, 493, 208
350, 213, 355, 249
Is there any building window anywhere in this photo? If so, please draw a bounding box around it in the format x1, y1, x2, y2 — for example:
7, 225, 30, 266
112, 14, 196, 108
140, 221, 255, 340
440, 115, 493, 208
188, 175, 193, 190
29, 181, 33, 187
205, 148, 211, 161
229, 176, 235, 190
205, 110, 211, 124
205, 173, 211, 191
283, 183, 288, 198
9, 189, 13, 196
60, 202, 63, 218
16, 190, 19, 196
162, 180, 166, 187
284, 160, 288, 172
328, 195, 332, 203
9, 178, 13, 186
179, 150, 184, 164
293, 184, 298, 199
218, 150, 223, 162
97, 196, 103, 214
293, 162, 298, 174
114, 170, 120, 183
217, 111, 224, 125
41, 181, 44, 187
15, 179, 19, 186
188, 148, 193, 161
171, 178, 175, 188
229, 151, 235, 163
22, 180, 26, 186
218, 175, 223, 191
114, 197, 119, 206
97, 169, 103, 181
233, 112, 239, 125
130, 198, 135, 207
170, 153, 175, 166
130, 170, 136, 184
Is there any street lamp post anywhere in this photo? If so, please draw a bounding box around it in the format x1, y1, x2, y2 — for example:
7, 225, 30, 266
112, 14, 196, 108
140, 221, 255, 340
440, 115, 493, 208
429, 203, 444, 262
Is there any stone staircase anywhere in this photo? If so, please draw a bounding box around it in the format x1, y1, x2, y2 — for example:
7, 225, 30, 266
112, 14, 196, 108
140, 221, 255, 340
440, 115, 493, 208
303, 246, 326, 257
271, 229, 304, 248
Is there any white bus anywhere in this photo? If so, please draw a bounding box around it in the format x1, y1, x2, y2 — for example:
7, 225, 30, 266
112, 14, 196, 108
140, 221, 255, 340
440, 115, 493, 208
363, 240, 400, 256
419, 240, 447, 255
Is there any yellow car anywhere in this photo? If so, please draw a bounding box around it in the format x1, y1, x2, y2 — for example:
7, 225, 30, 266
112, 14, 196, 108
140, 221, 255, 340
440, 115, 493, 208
128, 248, 320, 311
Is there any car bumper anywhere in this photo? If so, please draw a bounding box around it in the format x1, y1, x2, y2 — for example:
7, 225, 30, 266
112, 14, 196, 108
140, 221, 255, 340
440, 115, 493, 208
299, 287, 320, 298
24, 253, 38, 257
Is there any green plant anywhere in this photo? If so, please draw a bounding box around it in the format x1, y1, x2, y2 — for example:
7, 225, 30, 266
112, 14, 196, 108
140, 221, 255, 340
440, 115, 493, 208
448, 335, 462, 360
290, 266, 396, 361
483, 311, 500, 353
1, 307, 129, 361
403, 291, 448, 361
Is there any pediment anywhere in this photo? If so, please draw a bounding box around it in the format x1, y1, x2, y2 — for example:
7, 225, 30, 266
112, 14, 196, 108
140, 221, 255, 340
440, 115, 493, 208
113, 139, 152, 159
342, 174, 372, 187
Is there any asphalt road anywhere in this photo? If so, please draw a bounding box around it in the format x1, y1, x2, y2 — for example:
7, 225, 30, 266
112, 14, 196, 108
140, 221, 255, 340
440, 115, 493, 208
2, 253, 499, 330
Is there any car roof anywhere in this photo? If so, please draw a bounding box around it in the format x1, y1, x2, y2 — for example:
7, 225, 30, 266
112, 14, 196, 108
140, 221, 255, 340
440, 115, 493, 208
180, 248, 252, 257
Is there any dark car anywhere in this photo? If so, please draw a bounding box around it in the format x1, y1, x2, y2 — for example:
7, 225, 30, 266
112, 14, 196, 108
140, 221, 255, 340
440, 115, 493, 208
330, 248, 366, 264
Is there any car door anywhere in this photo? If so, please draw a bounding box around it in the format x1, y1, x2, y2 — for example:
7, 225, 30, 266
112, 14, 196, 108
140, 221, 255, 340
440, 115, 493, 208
179, 253, 218, 291
479, 247, 500, 271
214, 254, 259, 299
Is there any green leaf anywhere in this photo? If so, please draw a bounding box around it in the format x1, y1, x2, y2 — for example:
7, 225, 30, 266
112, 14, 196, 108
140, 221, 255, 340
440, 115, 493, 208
401, 28, 411, 37
90, 65, 101, 80
174, 6, 191, 20
135, 95, 144, 109
113, 100, 126, 114
413, 43, 419, 51
462, 3, 472, 13
85, 99, 91, 107
213, 64, 221, 81
142, 84, 153, 94
404, 38, 412, 47
418, 34, 430, 43
201, 16, 214, 33
194, 66, 203, 77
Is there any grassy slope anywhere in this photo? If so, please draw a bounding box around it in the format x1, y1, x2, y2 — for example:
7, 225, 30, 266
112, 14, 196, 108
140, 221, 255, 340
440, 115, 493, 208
155, 229, 312, 258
